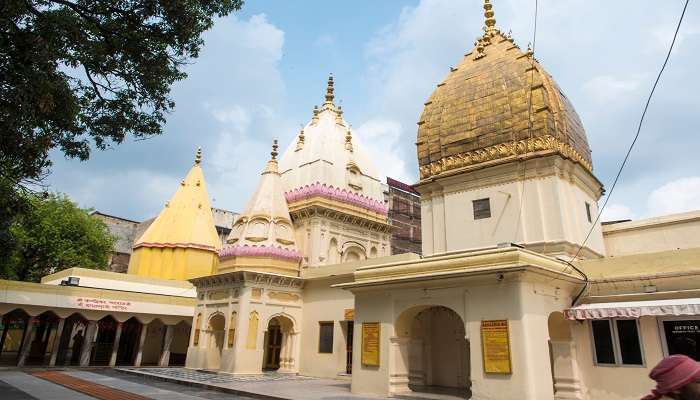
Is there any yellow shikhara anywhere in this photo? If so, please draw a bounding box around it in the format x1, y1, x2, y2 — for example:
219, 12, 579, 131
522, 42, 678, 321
127, 148, 220, 280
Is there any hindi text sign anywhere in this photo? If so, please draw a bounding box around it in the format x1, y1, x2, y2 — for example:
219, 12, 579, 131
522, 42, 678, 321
361, 322, 380, 366
481, 320, 512, 374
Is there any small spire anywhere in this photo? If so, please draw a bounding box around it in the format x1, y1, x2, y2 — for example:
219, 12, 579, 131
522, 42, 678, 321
271, 139, 279, 160
345, 129, 353, 152
483, 0, 498, 36
296, 127, 305, 151
325, 74, 334, 104
336, 105, 344, 124
195, 147, 202, 164
312, 105, 319, 123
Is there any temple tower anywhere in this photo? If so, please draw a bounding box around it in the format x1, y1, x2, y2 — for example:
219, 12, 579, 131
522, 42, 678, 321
127, 148, 221, 280
415, 0, 605, 259
279, 76, 392, 268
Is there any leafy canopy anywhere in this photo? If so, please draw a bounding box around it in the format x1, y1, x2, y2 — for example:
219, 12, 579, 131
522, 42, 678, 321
2, 193, 116, 282
1, 0, 243, 185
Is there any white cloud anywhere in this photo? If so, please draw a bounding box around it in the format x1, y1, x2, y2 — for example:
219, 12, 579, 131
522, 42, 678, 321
354, 119, 410, 183
582, 75, 643, 104
601, 203, 636, 222
647, 177, 700, 216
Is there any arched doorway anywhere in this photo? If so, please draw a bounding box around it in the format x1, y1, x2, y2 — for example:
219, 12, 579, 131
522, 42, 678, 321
56, 313, 88, 366
116, 317, 142, 365
141, 319, 165, 366
206, 314, 225, 370
262, 315, 295, 372
0, 309, 30, 366
394, 306, 470, 398
92, 315, 118, 365
169, 321, 191, 366
26, 311, 61, 365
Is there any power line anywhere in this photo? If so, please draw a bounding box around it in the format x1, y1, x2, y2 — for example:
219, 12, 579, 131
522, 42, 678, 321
512, 0, 538, 241
570, 0, 690, 262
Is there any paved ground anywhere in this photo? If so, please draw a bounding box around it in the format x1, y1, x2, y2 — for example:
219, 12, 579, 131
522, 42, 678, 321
0, 369, 256, 400
117, 367, 390, 400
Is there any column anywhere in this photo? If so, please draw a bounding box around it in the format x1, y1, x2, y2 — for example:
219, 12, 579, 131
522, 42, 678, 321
279, 333, 289, 371
79, 320, 97, 367
388, 337, 410, 395
133, 324, 148, 367
109, 322, 123, 367
159, 325, 174, 367
17, 317, 37, 367
48, 318, 66, 367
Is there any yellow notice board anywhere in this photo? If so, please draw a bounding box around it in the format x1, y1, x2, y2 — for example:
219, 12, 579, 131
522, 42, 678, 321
361, 322, 380, 366
481, 320, 512, 374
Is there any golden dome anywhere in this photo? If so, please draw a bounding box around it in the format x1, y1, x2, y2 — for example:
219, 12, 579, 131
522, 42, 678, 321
417, 1, 592, 181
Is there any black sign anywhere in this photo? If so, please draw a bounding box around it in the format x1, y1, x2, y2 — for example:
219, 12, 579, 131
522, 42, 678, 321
663, 320, 700, 361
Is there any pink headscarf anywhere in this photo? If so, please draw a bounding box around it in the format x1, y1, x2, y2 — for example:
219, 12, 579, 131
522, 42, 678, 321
643, 355, 700, 400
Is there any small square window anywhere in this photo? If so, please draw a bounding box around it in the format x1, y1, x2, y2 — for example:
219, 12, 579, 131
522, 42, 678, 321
585, 202, 592, 223
319, 322, 334, 353
473, 198, 491, 220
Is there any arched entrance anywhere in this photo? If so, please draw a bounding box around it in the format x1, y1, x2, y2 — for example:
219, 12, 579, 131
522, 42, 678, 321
262, 315, 295, 372
206, 314, 225, 370
169, 321, 191, 366
116, 317, 143, 365
92, 316, 118, 365
393, 306, 470, 398
56, 313, 88, 366
0, 309, 30, 366
25, 311, 61, 365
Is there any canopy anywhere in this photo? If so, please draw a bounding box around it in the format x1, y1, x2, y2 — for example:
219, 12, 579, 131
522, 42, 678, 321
566, 298, 700, 320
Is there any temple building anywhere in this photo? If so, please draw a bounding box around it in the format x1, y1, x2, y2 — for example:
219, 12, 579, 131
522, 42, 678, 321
1, 2, 699, 400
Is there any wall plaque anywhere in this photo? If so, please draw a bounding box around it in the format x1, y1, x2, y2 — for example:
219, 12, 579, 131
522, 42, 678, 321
361, 322, 380, 366
481, 320, 512, 374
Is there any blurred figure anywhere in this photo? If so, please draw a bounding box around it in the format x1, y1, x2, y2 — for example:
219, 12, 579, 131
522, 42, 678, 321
643, 354, 700, 400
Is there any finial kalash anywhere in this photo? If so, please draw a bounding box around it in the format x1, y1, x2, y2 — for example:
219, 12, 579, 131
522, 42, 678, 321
483, 0, 499, 37
345, 129, 353, 152
325, 73, 334, 104
271, 139, 279, 160
296, 127, 305, 151
195, 147, 202, 164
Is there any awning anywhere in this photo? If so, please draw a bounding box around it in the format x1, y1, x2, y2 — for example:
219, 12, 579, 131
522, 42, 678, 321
565, 298, 700, 320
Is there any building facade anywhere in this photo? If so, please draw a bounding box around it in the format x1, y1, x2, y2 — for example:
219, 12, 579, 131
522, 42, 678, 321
386, 177, 422, 255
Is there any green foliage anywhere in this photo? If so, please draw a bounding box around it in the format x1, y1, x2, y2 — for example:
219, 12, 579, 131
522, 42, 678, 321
0, 193, 116, 282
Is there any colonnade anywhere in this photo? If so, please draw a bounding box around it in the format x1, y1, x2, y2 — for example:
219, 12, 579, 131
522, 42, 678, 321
0, 308, 190, 368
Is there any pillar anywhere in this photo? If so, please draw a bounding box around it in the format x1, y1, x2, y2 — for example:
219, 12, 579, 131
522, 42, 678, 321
551, 341, 585, 400
388, 336, 410, 395
49, 318, 66, 367
79, 320, 97, 367
133, 323, 148, 367
159, 325, 174, 367
17, 317, 37, 367
109, 322, 123, 367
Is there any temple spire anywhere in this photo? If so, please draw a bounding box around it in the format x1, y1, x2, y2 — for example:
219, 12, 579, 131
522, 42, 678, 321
483, 0, 498, 36
195, 146, 202, 164
271, 139, 279, 160
325, 74, 334, 104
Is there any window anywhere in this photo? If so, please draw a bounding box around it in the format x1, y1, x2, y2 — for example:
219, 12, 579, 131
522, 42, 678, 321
319, 322, 334, 353
590, 319, 644, 366
473, 198, 491, 220
585, 202, 592, 223
662, 319, 700, 360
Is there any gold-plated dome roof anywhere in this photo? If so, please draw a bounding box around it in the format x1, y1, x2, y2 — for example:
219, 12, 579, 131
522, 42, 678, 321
417, 0, 592, 181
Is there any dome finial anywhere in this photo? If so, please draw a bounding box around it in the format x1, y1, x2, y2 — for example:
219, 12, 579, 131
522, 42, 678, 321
271, 139, 279, 160
296, 127, 305, 151
195, 146, 202, 164
325, 73, 335, 104
483, 0, 498, 36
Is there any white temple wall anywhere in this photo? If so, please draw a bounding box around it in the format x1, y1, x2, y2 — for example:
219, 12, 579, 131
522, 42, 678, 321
419, 158, 605, 259
300, 278, 355, 378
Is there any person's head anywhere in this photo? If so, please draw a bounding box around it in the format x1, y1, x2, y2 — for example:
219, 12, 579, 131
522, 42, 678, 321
643, 355, 700, 400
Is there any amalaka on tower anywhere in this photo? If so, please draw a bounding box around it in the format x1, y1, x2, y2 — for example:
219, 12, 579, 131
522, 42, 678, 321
415, 0, 605, 259
279, 75, 391, 267
128, 148, 220, 280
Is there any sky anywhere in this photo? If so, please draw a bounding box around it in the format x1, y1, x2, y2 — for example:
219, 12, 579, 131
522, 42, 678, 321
45, 0, 700, 222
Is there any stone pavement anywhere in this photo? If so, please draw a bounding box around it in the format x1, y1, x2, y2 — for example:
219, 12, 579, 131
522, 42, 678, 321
117, 367, 391, 400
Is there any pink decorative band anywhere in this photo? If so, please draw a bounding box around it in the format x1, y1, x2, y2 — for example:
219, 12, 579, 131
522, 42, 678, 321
285, 182, 387, 214
219, 245, 303, 262
134, 242, 217, 252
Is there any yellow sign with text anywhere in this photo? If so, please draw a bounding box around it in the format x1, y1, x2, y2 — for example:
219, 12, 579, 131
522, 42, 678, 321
361, 322, 380, 366
481, 320, 512, 374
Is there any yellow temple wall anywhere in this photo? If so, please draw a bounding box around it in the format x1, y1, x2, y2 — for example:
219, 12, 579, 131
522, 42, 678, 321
127, 246, 217, 280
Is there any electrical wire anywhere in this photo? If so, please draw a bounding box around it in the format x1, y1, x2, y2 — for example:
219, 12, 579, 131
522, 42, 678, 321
513, 0, 539, 241
570, 0, 690, 262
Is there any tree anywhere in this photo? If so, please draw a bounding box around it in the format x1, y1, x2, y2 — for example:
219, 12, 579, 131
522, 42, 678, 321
1, 0, 243, 186
1, 193, 116, 282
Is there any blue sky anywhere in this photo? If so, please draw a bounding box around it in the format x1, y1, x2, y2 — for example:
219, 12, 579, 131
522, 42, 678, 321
46, 0, 700, 222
